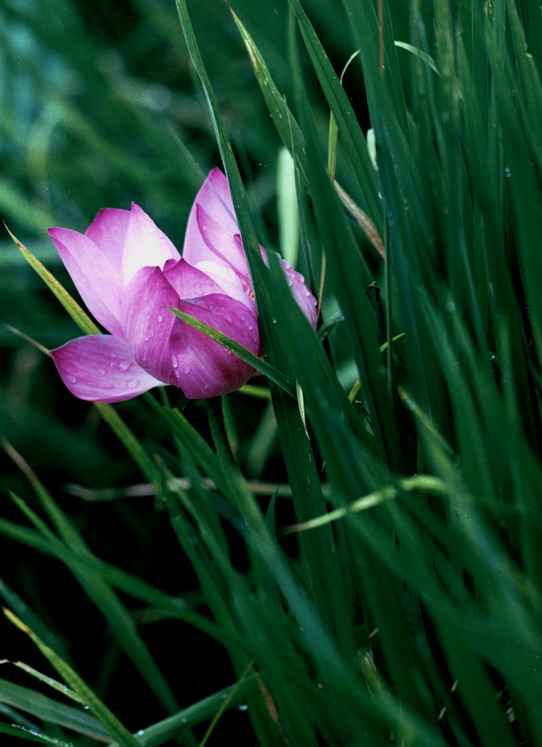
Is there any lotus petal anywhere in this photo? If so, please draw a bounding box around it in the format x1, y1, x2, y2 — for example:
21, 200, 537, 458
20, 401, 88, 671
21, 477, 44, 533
85, 207, 131, 273
279, 258, 318, 328
169, 293, 260, 398
194, 203, 250, 279
47, 227, 123, 337
122, 265, 180, 385
183, 168, 239, 265
51, 335, 163, 403
121, 203, 179, 283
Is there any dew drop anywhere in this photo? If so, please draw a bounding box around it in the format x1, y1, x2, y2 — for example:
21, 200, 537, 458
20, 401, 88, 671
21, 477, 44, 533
119, 361, 131, 372
238, 704, 248, 711
127, 379, 137, 388
99, 368, 106, 376
272, 319, 277, 324
68, 376, 77, 384
157, 314, 164, 323
172, 356, 179, 369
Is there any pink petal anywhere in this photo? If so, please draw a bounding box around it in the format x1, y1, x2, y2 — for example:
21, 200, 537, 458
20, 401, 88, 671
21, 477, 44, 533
193, 203, 250, 279
183, 168, 239, 266
165, 257, 254, 311
48, 228, 123, 337
122, 266, 180, 385
121, 203, 180, 283
163, 258, 226, 299
279, 258, 318, 328
169, 294, 260, 399
51, 335, 163, 402
85, 207, 131, 273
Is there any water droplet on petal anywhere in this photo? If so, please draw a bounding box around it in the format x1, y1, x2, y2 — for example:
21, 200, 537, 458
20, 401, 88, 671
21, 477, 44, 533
127, 379, 137, 388
68, 376, 77, 384
99, 368, 106, 376
157, 314, 164, 323
119, 361, 131, 372
172, 356, 178, 369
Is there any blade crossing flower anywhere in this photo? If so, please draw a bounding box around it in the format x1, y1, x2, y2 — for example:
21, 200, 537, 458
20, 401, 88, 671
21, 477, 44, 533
48, 168, 317, 402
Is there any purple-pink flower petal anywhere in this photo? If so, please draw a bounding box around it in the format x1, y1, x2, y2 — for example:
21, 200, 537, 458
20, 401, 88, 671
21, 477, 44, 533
279, 258, 318, 328
193, 203, 250, 279
163, 257, 228, 300
169, 294, 260, 399
84, 207, 131, 274
47, 227, 124, 337
183, 168, 239, 266
48, 169, 319, 404
51, 335, 163, 403
121, 203, 179, 282
122, 265, 180, 385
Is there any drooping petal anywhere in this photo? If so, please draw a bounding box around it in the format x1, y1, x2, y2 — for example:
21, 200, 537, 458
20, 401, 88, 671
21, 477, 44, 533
279, 258, 318, 328
121, 203, 180, 283
183, 168, 239, 265
122, 265, 180, 385
48, 228, 123, 337
51, 335, 163, 403
85, 207, 131, 273
169, 293, 260, 399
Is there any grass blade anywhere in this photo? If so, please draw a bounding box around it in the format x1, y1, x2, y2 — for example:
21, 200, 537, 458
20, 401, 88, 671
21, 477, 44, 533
4, 610, 142, 747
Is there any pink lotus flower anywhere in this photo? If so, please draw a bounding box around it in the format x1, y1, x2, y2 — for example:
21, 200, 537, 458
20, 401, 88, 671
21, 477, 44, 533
49, 168, 317, 402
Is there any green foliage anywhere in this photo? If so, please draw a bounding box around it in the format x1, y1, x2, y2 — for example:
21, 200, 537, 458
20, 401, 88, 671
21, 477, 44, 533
3, 0, 542, 744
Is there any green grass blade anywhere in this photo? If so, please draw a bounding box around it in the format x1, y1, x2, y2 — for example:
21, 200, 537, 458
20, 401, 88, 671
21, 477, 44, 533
5, 228, 100, 336
5, 456, 178, 714
93, 403, 162, 486
108, 678, 258, 747
231, 9, 307, 180
168, 307, 294, 396
0, 678, 110, 742
286, 0, 382, 223
4, 610, 142, 747
0, 722, 73, 746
